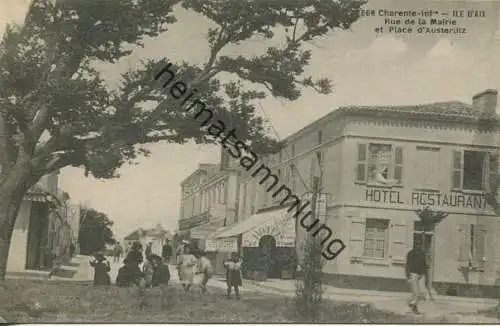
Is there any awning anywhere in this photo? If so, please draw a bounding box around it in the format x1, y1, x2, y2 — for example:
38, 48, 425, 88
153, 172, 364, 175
191, 218, 225, 239
215, 208, 295, 247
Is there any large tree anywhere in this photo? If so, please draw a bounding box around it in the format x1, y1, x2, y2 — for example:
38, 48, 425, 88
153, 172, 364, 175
0, 0, 365, 280
78, 208, 115, 255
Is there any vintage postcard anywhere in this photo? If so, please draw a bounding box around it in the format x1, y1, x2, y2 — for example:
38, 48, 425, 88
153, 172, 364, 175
0, 0, 500, 323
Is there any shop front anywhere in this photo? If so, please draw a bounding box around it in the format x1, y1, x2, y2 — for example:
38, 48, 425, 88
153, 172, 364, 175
215, 207, 296, 280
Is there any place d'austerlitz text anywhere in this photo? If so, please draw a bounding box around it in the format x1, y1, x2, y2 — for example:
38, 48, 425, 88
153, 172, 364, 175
359, 8, 487, 35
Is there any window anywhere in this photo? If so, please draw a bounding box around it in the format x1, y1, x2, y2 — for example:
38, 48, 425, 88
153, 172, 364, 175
458, 223, 487, 267
317, 151, 324, 187
242, 182, 248, 211
278, 151, 282, 163
363, 218, 389, 258
220, 182, 226, 204
452, 150, 497, 191
356, 143, 403, 185
291, 144, 296, 157
318, 130, 323, 144
273, 169, 284, 203
416, 147, 440, 189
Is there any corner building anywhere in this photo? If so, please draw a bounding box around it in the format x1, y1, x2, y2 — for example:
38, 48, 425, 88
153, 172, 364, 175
178, 160, 239, 274
229, 89, 500, 297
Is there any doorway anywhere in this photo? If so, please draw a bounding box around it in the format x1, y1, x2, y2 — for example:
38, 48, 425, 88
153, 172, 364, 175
25, 202, 49, 270
259, 235, 280, 278
413, 221, 435, 282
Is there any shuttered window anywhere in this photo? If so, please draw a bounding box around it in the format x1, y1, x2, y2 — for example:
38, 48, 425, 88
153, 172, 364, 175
473, 225, 487, 264
452, 151, 463, 189
394, 146, 404, 185
356, 143, 367, 182
487, 153, 498, 192
363, 218, 389, 258
390, 222, 408, 262
349, 216, 365, 258
458, 223, 487, 265
310, 156, 317, 188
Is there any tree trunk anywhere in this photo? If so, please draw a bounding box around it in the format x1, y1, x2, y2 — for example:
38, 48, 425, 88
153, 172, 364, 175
0, 191, 26, 281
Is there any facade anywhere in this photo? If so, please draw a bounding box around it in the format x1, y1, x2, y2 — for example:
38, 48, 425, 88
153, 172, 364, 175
123, 224, 172, 256
7, 172, 77, 274
215, 89, 500, 297
178, 159, 240, 273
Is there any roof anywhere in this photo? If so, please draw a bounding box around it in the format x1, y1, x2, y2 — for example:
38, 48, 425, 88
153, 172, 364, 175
338, 101, 492, 120
180, 163, 219, 186
124, 230, 141, 240
124, 226, 172, 241
284, 100, 500, 144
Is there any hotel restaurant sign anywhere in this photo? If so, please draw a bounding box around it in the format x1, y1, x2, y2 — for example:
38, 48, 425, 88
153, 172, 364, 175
364, 187, 487, 209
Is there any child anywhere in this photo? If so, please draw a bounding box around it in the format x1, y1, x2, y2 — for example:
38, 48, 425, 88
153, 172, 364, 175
223, 252, 242, 300
143, 255, 154, 288
195, 251, 213, 293
90, 253, 111, 286
151, 255, 170, 287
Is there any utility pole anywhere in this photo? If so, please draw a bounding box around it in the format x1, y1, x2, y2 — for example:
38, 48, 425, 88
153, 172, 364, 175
311, 151, 324, 229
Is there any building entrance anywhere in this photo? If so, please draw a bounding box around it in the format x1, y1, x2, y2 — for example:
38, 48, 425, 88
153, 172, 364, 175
259, 235, 281, 278
413, 221, 435, 282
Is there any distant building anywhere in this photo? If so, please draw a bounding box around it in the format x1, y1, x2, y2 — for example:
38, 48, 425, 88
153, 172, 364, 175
7, 172, 78, 275
178, 159, 240, 274
124, 224, 172, 256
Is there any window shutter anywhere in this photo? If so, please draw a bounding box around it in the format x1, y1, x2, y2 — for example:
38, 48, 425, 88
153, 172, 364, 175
458, 224, 471, 262
310, 157, 317, 188
452, 151, 463, 189
390, 222, 408, 263
474, 226, 487, 265
393, 146, 403, 185
356, 143, 367, 182
487, 153, 499, 192
349, 215, 366, 258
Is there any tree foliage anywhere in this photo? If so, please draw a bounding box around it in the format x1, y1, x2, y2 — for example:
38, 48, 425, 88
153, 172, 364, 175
0, 0, 365, 185
78, 208, 115, 255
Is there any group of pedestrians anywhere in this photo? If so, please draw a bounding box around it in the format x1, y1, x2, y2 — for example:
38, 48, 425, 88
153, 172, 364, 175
90, 240, 171, 288
90, 238, 243, 299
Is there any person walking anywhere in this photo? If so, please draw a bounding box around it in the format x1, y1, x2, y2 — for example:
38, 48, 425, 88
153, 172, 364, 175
176, 240, 188, 278
125, 241, 144, 268
145, 242, 153, 258
142, 254, 155, 288
178, 245, 197, 292
113, 242, 124, 263
405, 245, 429, 315
162, 240, 173, 265
223, 252, 242, 300
194, 250, 213, 293
90, 252, 111, 286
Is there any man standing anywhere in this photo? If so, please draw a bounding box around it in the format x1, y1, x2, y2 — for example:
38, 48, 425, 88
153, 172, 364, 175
162, 240, 173, 264
114, 242, 123, 263
405, 245, 428, 315
145, 242, 153, 258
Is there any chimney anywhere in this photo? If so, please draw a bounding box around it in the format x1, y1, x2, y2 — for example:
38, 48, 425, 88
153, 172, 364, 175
472, 89, 498, 116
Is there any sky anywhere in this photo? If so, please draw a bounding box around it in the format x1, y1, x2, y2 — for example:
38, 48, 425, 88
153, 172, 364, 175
2, 0, 500, 241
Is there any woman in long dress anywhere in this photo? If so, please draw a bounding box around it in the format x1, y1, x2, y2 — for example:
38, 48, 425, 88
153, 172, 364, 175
178, 246, 197, 292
